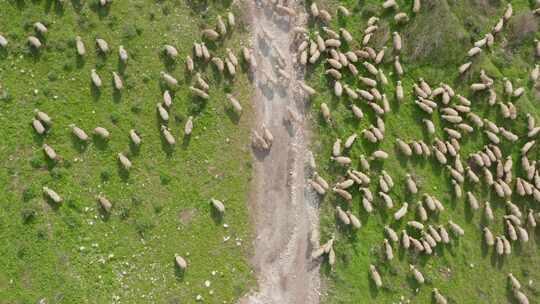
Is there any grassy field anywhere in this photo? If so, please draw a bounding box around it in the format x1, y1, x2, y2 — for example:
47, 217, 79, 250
0, 1, 255, 303
305, 0, 540, 303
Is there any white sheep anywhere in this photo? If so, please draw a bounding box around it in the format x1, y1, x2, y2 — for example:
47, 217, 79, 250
42, 144, 57, 160
70, 124, 88, 141
129, 129, 141, 146
94, 127, 110, 139
347, 211, 362, 229
184, 116, 194, 136
118, 45, 128, 62
164, 44, 178, 58
175, 255, 188, 271
211, 198, 225, 213
448, 220, 464, 236
43, 186, 62, 203
369, 265, 382, 288
336, 206, 350, 225
112, 72, 123, 90
75, 36, 85, 56
161, 125, 176, 145
394, 203, 408, 220
27, 36, 42, 49
433, 288, 447, 304
32, 119, 46, 135
0, 34, 8, 48
156, 103, 169, 122
202, 29, 220, 40
118, 153, 132, 170
98, 195, 112, 213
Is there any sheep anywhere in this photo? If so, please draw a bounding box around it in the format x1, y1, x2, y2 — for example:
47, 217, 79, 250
528, 209, 537, 227
531, 65, 539, 82
164, 44, 178, 58
465, 191, 479, 210
467, 46, 482, 57
371, 150, 389, 160
513, 87, 525, 98
208, 198, 226, 214
493, 18, 504, 34
379, 176, 390, 193
333, 187, 352, 201
161, 125, 176, 145
410, 237, 424, 252
369, 265, 382, 288
506, 220, 518, 241
75, 36, 86, 56
189, 86, 209, 100
517, 226, 529, 242
351, 170, 370, 184
334, 81, 343, 97
33, 22, 48, 35
405, 174, 418, 194
175, 255, 188, 271
117, 45, 129, 63
340, 28, 353, 43
503, 3, 513, 20
336, 206, 350, 225
384, 226, 399, 242
161, 72, 178, 87
202, 29, 220, 40
336, 179, 354, 190
433, 289, 447, 304
184, 116, 194, 136
448, 220, 464, 236
95, 38, 109, 54
0, 34, 7, 48
394, 12, 409, 23
359, 76, 377, 87
311, 173, 329, 191
347, 211, 362, 229
42, 144, 57, 160
394, 203, 408, 220
340, 134, 357, 150
118, 153, 132, 170
383, 239, 394, 260
502, 236, 512, 255
128, 129, 141, 146
194, 74, 209, 92
417, 202, 428, 221
194, 42, 203, 58
401, 230, 411, 248
70, 124, 88, 141
362, 197, 374, 213
408, 221, 424, 230
309, 179, 326, 195
32, 119, 46, 135
375, 47, 386, 64
394, 56, 404, 76
521, 140, 535, 154
513, 289, 529, 304
109, 72, 123, 90
156, 103, 169, 122
89, 69, 102, 88
319, 9, 332, 22
395, 139, 412, 156
94, 127, 110, 139
225, 58, 236, 76
43, 186, 62, 203
434, 148, 447, 165
97, 195, 112, 213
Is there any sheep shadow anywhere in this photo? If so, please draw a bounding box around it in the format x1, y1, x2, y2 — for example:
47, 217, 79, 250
210, 207, 224, 225
42, 194, 61, 211
70, 136, 88, 153
92, 135, 109, 150
90, 84, 101, 101
182, 135, 191, 149
224, 107, 240, 124
44, 0, 65, 15
117, 162, 130, 181
129, 142, 140, 156
174, 261, 186, 281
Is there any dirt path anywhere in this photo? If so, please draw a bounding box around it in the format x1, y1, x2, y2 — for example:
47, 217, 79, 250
240, 1, 321, 303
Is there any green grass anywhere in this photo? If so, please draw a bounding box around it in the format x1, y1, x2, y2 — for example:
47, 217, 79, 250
0, 0, 254, 303
305, 0, 540, 303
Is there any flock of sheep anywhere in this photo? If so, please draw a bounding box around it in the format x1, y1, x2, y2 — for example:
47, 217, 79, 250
288, 1, 539, 303
0, 4, 254, 278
